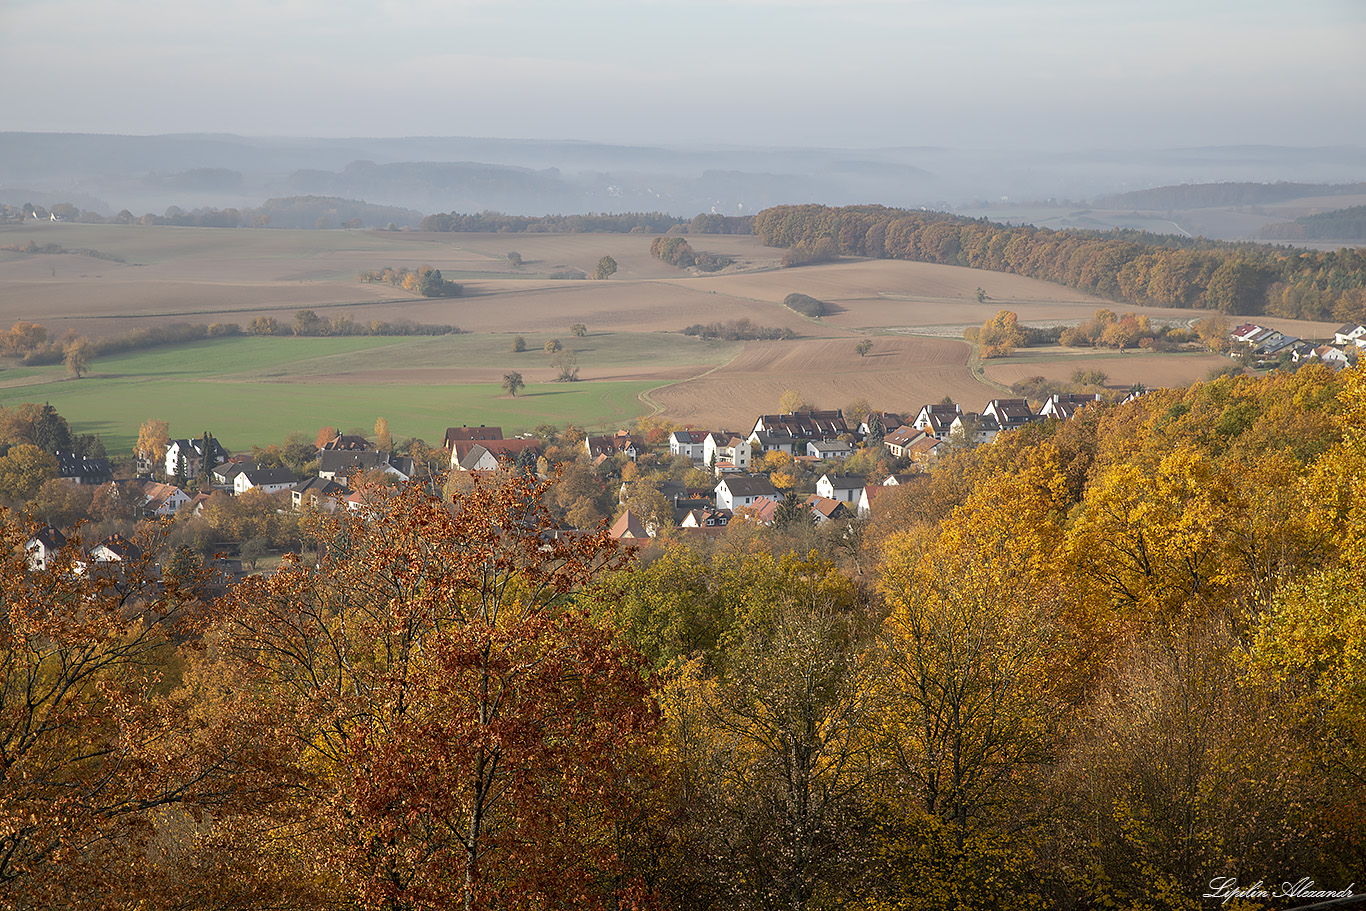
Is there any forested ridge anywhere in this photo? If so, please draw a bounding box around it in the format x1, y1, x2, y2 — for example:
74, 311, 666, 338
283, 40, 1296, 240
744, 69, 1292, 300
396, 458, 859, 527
1262, 204, 1366, 242
1093, 180, 1366, 210
753, 203, 1366, 321
3, 365, 1365, 909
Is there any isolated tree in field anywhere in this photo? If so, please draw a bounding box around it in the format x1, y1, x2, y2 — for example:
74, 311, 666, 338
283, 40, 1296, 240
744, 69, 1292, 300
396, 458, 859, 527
64, 336, 93, 378
595, 255, 618, 280
510, 335, 526, 353
545, 338, 563, 354
856, 339, 873, 358
551, 349, 580, 382
505, 251, 522, 267
571, 323, 588, 337
502, 371, 524, 396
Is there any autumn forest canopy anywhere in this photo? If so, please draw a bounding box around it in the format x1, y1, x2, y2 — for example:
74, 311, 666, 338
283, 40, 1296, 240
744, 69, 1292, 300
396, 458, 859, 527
5, 362, 1366, 910
753, 203, 1366, 322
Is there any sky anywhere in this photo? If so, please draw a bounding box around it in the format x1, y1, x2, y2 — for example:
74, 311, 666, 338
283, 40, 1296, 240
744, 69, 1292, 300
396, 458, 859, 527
2, 0, 1364, 150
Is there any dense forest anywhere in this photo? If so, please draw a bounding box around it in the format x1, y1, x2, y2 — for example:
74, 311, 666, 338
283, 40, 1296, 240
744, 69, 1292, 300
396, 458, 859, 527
5, 364, 1365, 910
752, 204, 1366, 321
1261, 204, 1366, 242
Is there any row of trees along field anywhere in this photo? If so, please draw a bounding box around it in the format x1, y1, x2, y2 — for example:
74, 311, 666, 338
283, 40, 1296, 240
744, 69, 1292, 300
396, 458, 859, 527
4, 364, 1366, 909
752, 203, 1366, 322
418, 211, 754, 235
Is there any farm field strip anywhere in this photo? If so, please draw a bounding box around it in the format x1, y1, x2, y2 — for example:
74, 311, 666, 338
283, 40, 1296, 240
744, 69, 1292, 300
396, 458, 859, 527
1, 223, 1348, 438
0, 367, 663, 456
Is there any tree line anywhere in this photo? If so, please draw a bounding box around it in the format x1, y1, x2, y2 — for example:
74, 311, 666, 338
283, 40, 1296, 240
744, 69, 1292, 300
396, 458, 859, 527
1092, 180, 1366, 210
6, 196, 426, 230
751, 203, 1366, 321
357, 265, 463, 298
681, 319, 796, 341
1261, 204, 1366, 242
419, 211, 686, 234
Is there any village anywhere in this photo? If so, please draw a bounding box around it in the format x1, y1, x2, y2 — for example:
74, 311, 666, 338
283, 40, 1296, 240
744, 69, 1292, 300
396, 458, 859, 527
18, 317, 1366, 578
17, 390, 1127, 575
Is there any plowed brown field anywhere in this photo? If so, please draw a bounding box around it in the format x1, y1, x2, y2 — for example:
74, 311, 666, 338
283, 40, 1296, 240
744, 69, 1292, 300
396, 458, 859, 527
0, 224, 1343, 430
649, 336, 988, 429
982, 348, 1235, 391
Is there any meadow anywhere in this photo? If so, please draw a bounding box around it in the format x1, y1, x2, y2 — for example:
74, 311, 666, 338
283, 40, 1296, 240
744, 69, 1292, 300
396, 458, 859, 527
0, 336, 676, 454
0, 222, 1341, 449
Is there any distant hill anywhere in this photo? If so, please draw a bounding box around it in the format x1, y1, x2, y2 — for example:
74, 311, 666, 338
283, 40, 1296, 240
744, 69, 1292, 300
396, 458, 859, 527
1093, 181, 1366, 210
255, 196, 424, 230
2, 133, 1363, 221
1261, 204, 1366, 242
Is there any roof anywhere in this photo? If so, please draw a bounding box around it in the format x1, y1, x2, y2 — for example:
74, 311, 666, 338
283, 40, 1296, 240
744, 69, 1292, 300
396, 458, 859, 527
670, 429, 710, 444
717, 475, 779, 498
985, 398, 1036, 424
752, 410, 849, 439
320, 432, 372, 451
141, 481, 189, 511
906, 436, 942, 457
29, 525, 66, 550
93, 534, 141, 561
450, 439, 542, 463
585, 432, 644, 458
169, 436, 229, 460
54, 451, 112, 481
865, 411, 904, 431
804, 495, 849, 520
242, 466, 296, 487
318, 450, 413, 477
738, 497, 780, 524
443, 426, 504, 447
820, 472, 865, 490
885, 425, 923, 446
609, 509, 651, 539
458, 444, 497, 471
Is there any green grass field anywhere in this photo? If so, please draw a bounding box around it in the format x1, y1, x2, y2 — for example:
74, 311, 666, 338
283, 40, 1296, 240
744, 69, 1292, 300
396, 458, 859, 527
0, 333, 728, 454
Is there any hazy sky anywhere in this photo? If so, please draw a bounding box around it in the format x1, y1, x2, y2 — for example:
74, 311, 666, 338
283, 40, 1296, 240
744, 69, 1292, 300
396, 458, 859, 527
3, 0, 1364, 149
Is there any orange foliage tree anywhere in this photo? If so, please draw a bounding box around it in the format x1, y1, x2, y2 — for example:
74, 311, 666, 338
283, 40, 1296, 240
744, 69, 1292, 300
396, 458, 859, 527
202, 477, 658, 910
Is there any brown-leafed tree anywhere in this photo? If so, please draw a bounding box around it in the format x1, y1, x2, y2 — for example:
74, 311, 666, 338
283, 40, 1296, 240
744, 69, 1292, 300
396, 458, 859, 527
0, 520, 269, 909
201, 478, 657, 910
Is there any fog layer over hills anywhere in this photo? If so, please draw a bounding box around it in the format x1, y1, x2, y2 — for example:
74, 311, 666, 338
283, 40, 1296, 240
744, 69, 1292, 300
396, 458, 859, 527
3, 134, 1363, 224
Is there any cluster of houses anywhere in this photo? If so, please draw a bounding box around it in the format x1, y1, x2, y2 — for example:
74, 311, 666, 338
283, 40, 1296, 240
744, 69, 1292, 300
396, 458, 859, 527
1231, 322, 1363, 370
25, 390, 1108, 564
610, 395, 1103, 541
